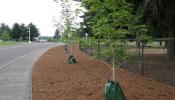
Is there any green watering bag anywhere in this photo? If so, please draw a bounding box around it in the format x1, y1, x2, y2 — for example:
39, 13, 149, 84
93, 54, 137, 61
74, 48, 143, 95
68, 55, 77, 64
104, 80, 126, 100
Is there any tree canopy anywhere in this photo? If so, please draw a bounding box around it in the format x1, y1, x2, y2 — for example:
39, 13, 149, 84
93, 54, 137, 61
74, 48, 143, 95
81, 0, 138, 39
0, 23, 40, 41
54, 29, 60, 39
0, 23, 11, 37
11, 23, 22, 41
28, 23, 40, 41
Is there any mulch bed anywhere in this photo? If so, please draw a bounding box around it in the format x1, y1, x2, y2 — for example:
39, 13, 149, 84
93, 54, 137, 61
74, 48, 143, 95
32, 45, 175, 100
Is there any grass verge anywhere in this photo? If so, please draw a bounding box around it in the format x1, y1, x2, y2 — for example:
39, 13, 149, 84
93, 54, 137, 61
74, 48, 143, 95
0, 41, 21, 46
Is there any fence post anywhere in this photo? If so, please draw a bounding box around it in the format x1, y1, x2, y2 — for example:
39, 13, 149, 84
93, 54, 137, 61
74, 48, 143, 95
82, 40, 85, 52
97, 39, 100, 58
120, 39, 123, 64
90, 40, 93, 56
141, 41, 144, 75
79, 40, 81, 50
85, 40, 87, 53
138, 40, 141, 57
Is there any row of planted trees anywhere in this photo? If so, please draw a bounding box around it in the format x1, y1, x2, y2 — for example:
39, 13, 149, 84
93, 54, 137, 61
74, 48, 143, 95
54, 0, 151, 99
54, 0, 175, 99
0, 23, 40, 41
79, 0, 151, 99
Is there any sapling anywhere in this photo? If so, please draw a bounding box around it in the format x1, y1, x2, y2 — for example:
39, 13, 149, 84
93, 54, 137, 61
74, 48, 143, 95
102, 40, 127, 100
103, 40, 128, 81
54, 0, 82, 64
111, 43, 115, 81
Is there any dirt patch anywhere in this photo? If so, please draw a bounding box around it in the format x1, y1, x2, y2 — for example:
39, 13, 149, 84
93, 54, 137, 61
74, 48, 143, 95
32, 45, 175, 100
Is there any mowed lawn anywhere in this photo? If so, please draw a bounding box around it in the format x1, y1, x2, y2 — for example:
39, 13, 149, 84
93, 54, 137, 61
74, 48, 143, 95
0, 41, 21, 46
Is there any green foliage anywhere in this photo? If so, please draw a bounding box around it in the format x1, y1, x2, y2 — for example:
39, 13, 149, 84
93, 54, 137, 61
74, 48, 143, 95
28, 23, 40, 41
99, 40, 128, 64
81, 0, 134, 70
20, 24, 29, 40
2, 30, 10, 41
129, 6, 152, 44
0, 23, 11, 37
79, 0, 155, 72
12, 23, 22, 41
0, 23, 39, 41
53, 29, 60, 40
138, 34, 153, 44
83, 0, 133, 39
134, 0, 166, 38
11, 23, 39, 41
0, 41, 20, 46
54, 0, 81, 43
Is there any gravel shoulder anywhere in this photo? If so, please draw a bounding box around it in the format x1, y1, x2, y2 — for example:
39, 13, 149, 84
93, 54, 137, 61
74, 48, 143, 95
32, 45, 175, 100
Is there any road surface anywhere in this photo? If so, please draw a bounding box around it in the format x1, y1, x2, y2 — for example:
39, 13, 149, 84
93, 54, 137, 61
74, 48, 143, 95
0, 42, 62, 100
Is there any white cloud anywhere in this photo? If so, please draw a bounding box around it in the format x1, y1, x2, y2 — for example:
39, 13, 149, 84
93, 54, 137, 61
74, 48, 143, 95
0, 0, 61, 36
0, 0, 83, 36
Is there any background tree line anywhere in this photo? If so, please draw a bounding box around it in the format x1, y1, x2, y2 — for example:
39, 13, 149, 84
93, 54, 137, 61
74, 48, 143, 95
76, 0, 175, 58
0, 23, 40, 41
132, 0, 175, 58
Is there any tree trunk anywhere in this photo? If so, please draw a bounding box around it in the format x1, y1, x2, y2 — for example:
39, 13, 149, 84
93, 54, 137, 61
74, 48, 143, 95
159, 40, 162, 46
165, 0, 175, 58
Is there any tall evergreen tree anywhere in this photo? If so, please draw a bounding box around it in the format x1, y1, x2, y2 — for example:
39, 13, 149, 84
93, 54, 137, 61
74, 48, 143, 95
11, 23, 22, 41
28, 23, 40, 41
134, 0, 175, 58
20, 23, 28, 40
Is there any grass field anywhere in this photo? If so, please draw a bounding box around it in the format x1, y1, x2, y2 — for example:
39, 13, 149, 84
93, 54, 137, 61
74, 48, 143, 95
0, 41, 21, 46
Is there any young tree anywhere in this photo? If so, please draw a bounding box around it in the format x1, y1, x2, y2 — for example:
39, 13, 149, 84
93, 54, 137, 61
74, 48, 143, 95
81, 1, 134, 98
54, 0, 82, 64
0, 23, 11, 37
55, 0, 81, 49
53, 29, 60, 41
54, 0, 81, 39
82, 0, 137, 86
2, 30, 10, 41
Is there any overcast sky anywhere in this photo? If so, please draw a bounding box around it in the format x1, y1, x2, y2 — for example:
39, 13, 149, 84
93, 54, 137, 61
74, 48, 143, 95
0, 0, 65, 36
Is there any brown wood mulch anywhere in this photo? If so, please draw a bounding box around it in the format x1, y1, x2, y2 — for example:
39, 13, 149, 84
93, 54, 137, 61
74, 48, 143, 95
32, 45, 175, 100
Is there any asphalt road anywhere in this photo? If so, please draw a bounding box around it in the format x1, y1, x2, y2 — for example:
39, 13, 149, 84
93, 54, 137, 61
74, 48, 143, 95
0, 42, 62, 100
